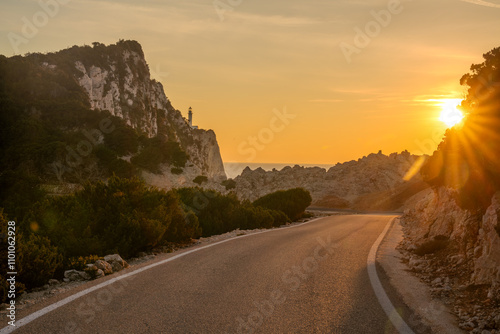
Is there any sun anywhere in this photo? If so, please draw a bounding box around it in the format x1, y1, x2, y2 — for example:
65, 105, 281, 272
439, 99, 464, 128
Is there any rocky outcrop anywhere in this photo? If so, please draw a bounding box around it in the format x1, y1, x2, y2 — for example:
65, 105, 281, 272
42, 40, 226, 185
76, 42, 226, 182
63, 254, 130, 282
401, 189, 500, 290
233, 151, 426, 210
400, 188, 500, 332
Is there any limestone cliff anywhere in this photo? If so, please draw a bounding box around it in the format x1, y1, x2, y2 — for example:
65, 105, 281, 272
401, 188, 500, 294
40, 40, 226, 185
400, 189, 500, 331
233, 151, 428, 210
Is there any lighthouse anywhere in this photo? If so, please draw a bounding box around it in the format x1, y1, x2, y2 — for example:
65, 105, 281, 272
188, 107, 198, 129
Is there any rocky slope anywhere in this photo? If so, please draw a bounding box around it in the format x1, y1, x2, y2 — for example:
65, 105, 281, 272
1, 40, 226, 192
74, 41, 226, 183
233, 151, 428, 210
400, 188, 500, 332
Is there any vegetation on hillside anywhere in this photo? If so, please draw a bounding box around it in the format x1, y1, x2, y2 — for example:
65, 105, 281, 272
0, 174, 312, 299
253, 188, 312, 221
421, 46, 500, 212
175, 187, 291, 237
0, 41, 189, 221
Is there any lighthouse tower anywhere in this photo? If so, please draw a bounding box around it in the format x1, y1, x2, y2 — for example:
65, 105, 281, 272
188, 107, 193, 127
188, 107, 198, 129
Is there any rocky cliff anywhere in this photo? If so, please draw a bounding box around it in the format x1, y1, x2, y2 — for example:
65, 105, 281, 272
400, 189, 500, 331
73, 41, 226, 182
233, 151, 428, 210
0, 40, 226, 191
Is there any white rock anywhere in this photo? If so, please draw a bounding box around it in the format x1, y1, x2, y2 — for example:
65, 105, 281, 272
95, 260, 113, 275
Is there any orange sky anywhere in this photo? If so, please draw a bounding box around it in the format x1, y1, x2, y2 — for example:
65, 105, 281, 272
2, 0, 500, 164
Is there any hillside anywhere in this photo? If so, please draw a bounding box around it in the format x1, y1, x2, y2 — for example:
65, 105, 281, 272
0, 40, 226, 217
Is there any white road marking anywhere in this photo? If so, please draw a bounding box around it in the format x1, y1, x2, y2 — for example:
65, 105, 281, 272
0, 217, 325, 333
367, 217, 415, 334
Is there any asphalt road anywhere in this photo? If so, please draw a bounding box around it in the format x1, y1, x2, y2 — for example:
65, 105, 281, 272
8, 214, 409, 334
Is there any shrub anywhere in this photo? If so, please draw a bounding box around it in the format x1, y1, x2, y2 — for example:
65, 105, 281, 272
131, 138, 188, 173
253, 188, 312, 221
103, 119, 139, 155
27, 176, 200, 259
17, 233, 63, 289
171, 167, 183, 175
175, 188, 291, 236
67, 255, 101, 271
193, 175, 208, 185
222, 179, 236, 190
269, 209, 291, 227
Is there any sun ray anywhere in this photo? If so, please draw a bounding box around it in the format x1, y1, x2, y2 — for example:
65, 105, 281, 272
439, 99, 464, 127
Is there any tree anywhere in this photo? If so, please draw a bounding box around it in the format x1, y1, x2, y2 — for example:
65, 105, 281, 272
421, 46, 500, 211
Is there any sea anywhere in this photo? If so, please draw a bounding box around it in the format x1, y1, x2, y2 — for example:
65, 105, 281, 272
224, 162, 334, 179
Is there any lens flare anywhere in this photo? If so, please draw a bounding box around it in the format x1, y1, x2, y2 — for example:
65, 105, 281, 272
439, 99, 464, 127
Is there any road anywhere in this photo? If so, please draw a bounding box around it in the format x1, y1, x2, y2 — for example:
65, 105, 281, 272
6, 214, 415, 334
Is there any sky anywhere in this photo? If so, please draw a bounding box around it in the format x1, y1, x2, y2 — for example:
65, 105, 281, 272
1, 0, 500, 165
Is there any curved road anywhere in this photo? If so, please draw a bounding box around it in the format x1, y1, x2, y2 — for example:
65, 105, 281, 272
5, 214, 414, 333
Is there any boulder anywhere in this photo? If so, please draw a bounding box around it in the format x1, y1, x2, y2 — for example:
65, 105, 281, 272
95, 269, 105, 279
104, 254, 129, 272
48, 279, 60, 286
95, 260, 113, 275
64, 270, 89, 281
79, 271, 91, 280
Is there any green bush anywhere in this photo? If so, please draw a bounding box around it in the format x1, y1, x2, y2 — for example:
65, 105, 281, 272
27, 176, 200, 259
269, 209, 291, 227
131, 138, 188, 173
17, 233, 63, 289
67, 255, 101, 271
171, 167, 183, 175
253, 188, 312, 221
193, 175, 208, 185
175, 188, 291, 237
222, 179, 236, 190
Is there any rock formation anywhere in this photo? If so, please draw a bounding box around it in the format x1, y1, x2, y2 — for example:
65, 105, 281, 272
233, 151, 428, 210
72, 41, 226, 183
400, 188, 500, 332
2, 40, 226, 192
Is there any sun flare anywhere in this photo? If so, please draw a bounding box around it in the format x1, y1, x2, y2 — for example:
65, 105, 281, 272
439, 99, 464, 128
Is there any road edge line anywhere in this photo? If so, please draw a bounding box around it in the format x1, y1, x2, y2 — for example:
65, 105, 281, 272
0, 216, 328, 333
367, 217, 415, 334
